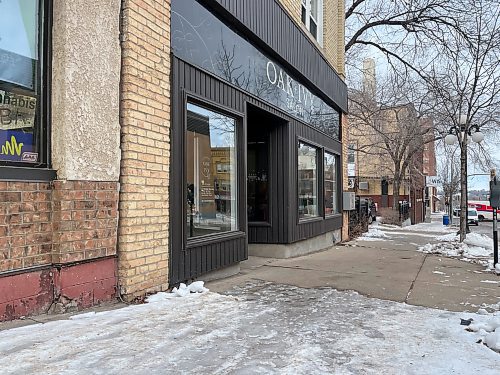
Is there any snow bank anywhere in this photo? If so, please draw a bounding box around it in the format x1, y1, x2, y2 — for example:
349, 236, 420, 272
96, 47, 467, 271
418, 232, 493, 265
356, 228, 390, 241
146, 281, 209, 302
466, 316, 500, 352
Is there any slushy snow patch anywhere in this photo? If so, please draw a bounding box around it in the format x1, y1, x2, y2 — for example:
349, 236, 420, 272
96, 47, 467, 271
357, 228, 389, 240
146, 281, 209, 302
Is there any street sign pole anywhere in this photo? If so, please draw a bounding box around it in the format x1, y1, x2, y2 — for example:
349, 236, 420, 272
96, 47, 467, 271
490, 169, 499, 270
494, 207, 498, 267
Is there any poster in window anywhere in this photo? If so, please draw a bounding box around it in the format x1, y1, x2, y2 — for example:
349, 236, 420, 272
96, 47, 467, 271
0, 90, 37, 130
0, 129, 37, 163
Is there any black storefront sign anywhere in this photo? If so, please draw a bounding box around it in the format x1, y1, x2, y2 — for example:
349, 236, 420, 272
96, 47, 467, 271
171, 0, 340, 139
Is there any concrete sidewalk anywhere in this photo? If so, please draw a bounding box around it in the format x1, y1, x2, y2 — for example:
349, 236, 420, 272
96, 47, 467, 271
207, 242, 500, 312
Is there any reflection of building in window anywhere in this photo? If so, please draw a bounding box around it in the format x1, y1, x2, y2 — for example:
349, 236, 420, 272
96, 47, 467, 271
186, 103, 238, 238
298, 141, 319, 219
324, 152, 338, 215
0, 0, 44, 165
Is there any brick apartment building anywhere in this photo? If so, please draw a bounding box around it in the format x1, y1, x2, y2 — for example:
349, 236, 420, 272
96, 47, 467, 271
0, 0, 347, 321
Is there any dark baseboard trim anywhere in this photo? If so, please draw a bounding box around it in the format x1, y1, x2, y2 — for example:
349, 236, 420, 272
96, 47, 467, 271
0, 166, 56, 181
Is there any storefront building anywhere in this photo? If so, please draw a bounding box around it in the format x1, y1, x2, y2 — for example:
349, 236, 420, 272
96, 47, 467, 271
167, 0, 348, 284
1, 0, 347, 320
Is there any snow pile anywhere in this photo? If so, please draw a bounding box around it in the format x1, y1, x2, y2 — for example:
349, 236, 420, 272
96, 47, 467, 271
418, 232, 493, 265
466, 316, 500, 352
356, 228, 390, 241
146, 281, 209, 302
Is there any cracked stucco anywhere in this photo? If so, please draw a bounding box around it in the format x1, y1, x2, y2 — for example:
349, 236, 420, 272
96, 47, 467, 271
51, 0, 121, 181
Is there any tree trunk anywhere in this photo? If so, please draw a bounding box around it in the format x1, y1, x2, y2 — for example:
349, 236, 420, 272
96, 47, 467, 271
459, 138, 467, 242
392, 177, 400, 212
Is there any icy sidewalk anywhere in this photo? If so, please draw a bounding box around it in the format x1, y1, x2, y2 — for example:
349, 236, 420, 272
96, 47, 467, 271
1, 282, 500, 375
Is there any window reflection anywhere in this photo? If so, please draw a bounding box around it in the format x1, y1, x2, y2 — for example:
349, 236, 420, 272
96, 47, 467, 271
298, 142, 319, 219
324, 152, 338, 215
186, 103, 238, 238
0, 0, 40, 165
0, 0, 39, 89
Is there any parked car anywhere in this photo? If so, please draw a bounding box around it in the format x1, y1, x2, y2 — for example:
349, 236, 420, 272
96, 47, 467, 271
452, 208, 479, 226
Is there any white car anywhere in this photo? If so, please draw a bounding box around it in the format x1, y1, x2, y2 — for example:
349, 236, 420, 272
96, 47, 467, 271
453, 208, 479, 226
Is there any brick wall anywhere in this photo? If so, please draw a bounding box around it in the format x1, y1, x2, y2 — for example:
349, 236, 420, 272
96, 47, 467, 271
0, 181, 52, 272
323, 0, 346, 77
118, 0, 171, 300
0, 180, 119, 320
279, 0, 301, 25
52, 181, 118, 264
341, 113, 349, 241
0, 181, 119, 273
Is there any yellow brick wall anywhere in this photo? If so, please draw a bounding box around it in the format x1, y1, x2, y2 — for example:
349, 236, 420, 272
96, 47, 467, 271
279, 0, 302, 24
341, 113, 349, 241
278, 0, 345, 77
323, 0, 345, 77
118, 0, 171, 301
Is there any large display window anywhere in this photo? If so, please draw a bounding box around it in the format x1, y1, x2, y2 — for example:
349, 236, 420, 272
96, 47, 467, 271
0, 0, 48, 167
298, 141, 319, 220
324, 152, 339, 215
186, 103, 238, 238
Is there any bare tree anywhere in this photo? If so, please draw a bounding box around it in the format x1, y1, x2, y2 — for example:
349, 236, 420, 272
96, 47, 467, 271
424, 0, 500, 241
438, 145, 461, 220
345, 0, 465, 77
349, 73, 437, 211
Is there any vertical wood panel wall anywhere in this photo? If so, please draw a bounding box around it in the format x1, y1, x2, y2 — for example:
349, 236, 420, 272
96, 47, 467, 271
170, 58, 343, 284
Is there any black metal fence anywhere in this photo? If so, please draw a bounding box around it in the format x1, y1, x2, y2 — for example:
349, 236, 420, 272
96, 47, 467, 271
399, 201, 410, 222
348, 197, 370, 238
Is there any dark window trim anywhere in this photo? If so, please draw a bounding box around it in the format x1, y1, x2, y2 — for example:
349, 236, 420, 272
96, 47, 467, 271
0, 0, 53, 177
183, 91, 246, 248
297, 137, 322, 223
324, 148, 341, 218
185, 230, 246, 250
0, 166, 56, 181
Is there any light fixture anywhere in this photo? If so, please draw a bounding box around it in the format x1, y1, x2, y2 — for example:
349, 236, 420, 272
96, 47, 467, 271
445, 133, 458, 145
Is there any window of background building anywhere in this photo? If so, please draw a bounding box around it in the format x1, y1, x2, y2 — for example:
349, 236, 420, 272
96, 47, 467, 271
324, 152, 338, 215
301, 0, 323, 45
0, 0, 47, 167
298, 141, 319, 220
186, 103, 238, 239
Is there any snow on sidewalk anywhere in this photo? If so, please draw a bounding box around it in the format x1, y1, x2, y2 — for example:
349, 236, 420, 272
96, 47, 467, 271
418, 232, 494, 267
1, 282, 499, 374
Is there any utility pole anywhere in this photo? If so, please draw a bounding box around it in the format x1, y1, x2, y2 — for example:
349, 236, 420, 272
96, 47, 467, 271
490, 169, 499, 270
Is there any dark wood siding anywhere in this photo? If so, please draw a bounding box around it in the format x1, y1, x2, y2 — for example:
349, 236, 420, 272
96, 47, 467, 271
203, 0, 348, 113
170, 57, 249, 285
170, 57, 343, 285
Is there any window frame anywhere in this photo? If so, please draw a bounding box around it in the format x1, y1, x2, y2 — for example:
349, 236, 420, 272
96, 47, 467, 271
324, 149, 340, 217
0, 0, 54, 181
183, 94, 246, 248
300, 0, 323, 46
297, 139, 321, 222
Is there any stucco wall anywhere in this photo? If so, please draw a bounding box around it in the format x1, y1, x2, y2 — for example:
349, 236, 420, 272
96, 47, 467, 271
51, 0, 122, 181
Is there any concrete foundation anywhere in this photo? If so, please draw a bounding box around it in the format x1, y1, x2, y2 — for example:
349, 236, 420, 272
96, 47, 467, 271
249, 229, 342, 258
195, 264, 241, 283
